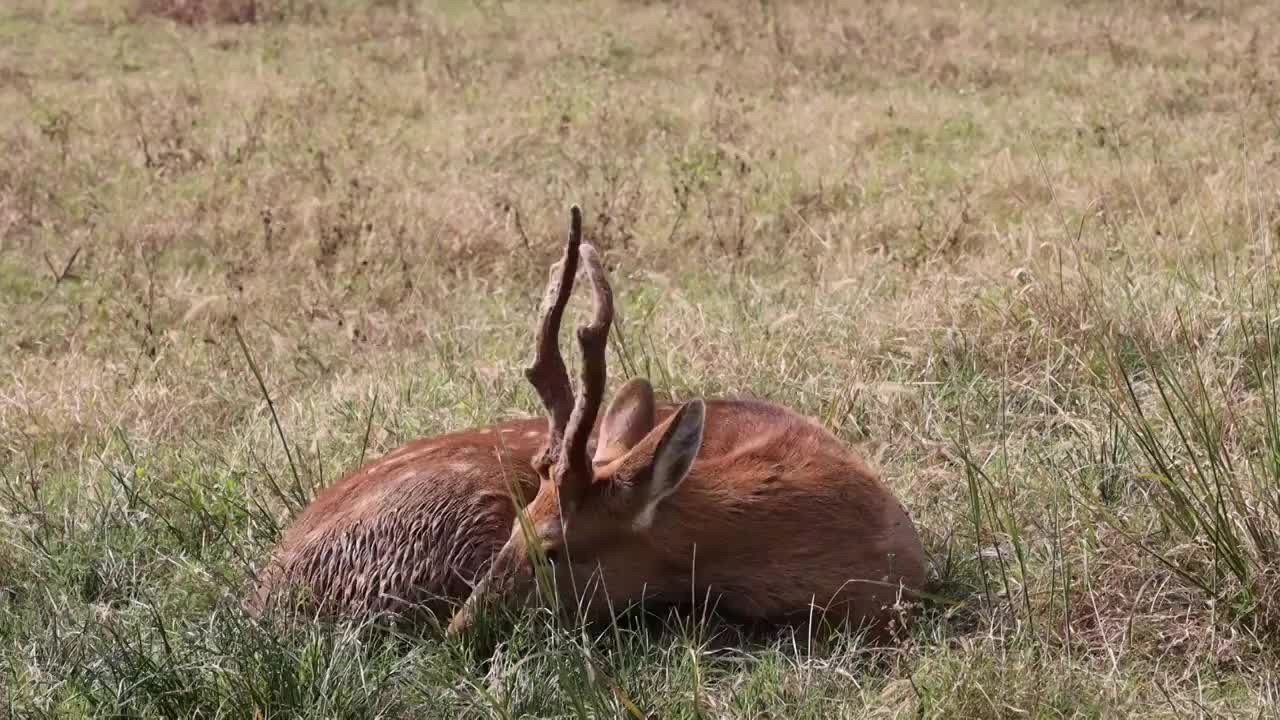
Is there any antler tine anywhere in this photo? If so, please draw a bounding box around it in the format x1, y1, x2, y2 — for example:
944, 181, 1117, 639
525, 206, 583, 476
558, 242, 614, 493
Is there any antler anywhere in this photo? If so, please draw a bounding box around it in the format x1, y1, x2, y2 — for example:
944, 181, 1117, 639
525, 206, 583, 478
557, 242, 614, 496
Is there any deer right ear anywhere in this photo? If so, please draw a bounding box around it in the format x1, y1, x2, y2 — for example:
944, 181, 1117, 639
629, 399, 704, 529
593, 377, 657, 466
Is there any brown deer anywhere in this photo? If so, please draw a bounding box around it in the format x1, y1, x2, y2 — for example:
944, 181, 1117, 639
445, 215, 927, 641
247, 206, 926, 641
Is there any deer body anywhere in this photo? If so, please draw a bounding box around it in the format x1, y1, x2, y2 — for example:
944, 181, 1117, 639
609, 399, 924, 626
247, 397, 921, 632
244, 416, 547, 621
247, 206, 926, 640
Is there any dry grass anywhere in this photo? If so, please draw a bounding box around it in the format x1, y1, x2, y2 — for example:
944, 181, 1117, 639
134, 0, 260, 26
3, 0, 1280, 716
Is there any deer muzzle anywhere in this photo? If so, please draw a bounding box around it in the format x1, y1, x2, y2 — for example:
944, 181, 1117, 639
446, 542, 537, 636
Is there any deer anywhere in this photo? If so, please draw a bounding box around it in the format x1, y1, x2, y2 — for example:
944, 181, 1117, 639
246, 206, 927, 642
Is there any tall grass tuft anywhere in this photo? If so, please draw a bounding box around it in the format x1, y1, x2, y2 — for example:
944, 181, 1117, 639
1098, 297, 1280, 637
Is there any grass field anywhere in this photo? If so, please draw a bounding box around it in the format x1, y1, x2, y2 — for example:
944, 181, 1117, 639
4, 0, 1280, 716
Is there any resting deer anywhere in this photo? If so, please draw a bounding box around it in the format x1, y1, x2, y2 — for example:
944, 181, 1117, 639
247, 206, 926, 641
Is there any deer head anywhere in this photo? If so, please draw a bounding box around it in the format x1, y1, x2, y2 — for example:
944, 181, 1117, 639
447, 207, 705, 634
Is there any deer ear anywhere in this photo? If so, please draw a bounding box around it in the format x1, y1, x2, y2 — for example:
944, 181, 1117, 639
631, 399, 704, 529
593, 377, 657, 466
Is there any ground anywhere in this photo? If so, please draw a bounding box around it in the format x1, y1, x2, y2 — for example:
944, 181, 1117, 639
3, 0, 1280, 717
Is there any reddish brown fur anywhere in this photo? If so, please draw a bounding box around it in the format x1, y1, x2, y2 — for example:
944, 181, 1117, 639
249, 206, 925, 640
244, 416, 550, 621
604, 399, 924, 625
245, 394, 925, 634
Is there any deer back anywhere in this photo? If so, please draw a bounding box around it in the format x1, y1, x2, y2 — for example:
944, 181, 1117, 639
245, 416, 552, 621
624, 398, 925, 628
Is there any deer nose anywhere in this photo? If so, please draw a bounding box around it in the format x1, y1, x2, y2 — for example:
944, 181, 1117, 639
446, 575, 492, 636
445, 605, 473, 636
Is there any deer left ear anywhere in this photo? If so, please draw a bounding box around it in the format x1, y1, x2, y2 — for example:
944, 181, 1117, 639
629, 399, 704, 529
594, 377, 657, 466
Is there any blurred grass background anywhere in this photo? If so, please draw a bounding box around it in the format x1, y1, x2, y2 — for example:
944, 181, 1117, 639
2, 0, 1280, 716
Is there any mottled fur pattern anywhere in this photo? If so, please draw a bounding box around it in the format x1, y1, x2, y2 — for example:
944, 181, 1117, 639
245, 416, 550, 623
248, 396, 924, 637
